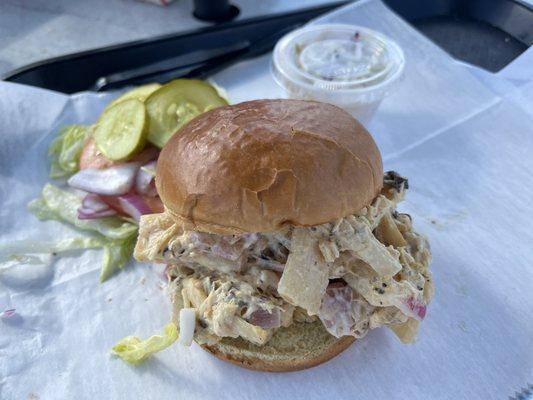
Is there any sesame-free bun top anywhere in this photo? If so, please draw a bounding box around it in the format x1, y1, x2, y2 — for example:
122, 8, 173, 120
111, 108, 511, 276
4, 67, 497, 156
156, 99, 383, 234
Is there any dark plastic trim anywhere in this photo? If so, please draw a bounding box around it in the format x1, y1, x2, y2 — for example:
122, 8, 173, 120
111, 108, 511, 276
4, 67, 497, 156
383, 0, 532, 45
2, 2, 349, 93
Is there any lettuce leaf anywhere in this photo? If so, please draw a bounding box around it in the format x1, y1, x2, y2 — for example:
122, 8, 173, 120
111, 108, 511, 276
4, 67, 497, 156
111, 323, 178, 365
99, 236, 137, 282
48, 125, 90, 178
28, 184, 137, 240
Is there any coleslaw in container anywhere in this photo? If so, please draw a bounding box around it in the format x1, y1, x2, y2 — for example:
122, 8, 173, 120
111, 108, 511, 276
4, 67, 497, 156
272, 24, 405, 123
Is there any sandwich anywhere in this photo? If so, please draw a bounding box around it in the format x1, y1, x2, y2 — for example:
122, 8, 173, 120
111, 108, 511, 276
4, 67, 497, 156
134, 99, 433, 371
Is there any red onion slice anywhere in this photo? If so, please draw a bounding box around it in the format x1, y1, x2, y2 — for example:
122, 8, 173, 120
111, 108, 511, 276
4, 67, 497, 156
211, 242, 242, 262
81, 193, 110, 212
255, 257, 285, 272
1, 308, 16, 318
135, 161, 158, 196
116, 193, 152, 221
78, 208, 118, 220
248, 308, 281, 329
402, 296, 427, 320
318, 282, 356, 336
77, 193, 117, 219
68, 163, 139, 195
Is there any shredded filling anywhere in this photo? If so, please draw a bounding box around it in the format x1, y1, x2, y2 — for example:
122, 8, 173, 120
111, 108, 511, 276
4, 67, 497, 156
135, 171, 433, 345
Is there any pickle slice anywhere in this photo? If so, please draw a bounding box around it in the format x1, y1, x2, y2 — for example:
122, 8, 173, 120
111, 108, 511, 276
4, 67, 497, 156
94, 99, 147, 161
107, 83, 162, 110
145, 79, 228, 148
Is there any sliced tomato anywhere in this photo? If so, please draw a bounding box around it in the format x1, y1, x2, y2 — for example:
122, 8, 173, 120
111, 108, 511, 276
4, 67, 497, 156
79, 138, 116, 170
131, 146, 159, 166
80, 139, 159, 170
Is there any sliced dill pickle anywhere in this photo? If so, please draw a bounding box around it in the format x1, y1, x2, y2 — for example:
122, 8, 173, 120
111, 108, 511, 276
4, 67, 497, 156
145, 79, 228, 148
94, 99, 147, 161
107, 83, 162, 110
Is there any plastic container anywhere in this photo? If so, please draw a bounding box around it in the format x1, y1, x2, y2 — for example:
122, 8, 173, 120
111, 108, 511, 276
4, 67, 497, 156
272, 24, 405, 124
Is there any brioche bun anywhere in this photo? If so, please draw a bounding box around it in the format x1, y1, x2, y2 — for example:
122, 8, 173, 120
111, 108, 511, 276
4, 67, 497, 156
156, 99, 382, 235
201, 320, 355, 372
157, 99, 381, 371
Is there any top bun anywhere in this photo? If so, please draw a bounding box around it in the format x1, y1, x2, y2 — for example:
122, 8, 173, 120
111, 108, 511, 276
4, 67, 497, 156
156, 99, 383, 234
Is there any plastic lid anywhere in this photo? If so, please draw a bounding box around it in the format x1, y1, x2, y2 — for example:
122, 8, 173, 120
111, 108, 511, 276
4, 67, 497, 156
272, 24, 405, 95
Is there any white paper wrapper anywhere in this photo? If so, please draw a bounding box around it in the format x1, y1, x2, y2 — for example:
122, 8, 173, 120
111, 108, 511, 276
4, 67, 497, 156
139, 0, 176, 6
1, 1, 532, 399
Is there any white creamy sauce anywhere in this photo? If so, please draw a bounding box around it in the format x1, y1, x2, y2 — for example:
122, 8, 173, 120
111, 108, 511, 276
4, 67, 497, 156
297, 38, 387, 82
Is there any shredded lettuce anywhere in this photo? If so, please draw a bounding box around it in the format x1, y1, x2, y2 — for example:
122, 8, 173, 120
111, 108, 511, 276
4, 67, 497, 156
27, 198, 55, 220
100, 236, 137, 282
28, 184, 137, 240
3, 254, 47, 265
112, 323, 178, 365
26, 184, 139, 282
0, 235, 136, 283
48, 125, 90, 178
0, 237, 104, 261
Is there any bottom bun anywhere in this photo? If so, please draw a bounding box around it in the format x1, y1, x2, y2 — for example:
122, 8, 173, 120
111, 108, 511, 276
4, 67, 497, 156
201, 320, 355, 372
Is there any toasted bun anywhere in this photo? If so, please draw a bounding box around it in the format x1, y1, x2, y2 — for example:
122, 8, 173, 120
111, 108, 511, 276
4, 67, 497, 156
157, 99, 382, 234
201, 320, 355, 372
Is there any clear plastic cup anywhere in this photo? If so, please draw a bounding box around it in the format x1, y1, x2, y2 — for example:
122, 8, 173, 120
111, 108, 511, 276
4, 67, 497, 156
272, 24, 405, 124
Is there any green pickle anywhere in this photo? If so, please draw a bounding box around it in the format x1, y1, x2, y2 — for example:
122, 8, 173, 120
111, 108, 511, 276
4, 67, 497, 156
94, 99, 148, 161
106, 83, 162, 110
145, 79, 228, 148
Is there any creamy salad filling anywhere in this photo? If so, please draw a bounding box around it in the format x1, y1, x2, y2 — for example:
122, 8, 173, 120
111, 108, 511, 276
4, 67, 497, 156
135, 171, 433, 346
